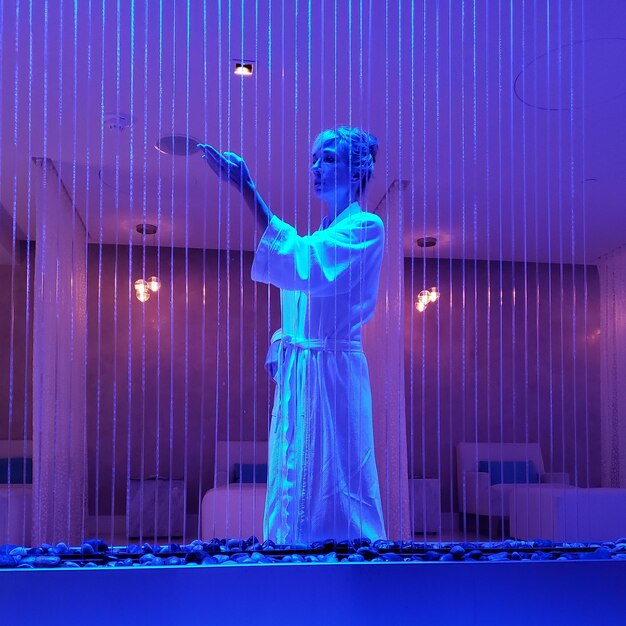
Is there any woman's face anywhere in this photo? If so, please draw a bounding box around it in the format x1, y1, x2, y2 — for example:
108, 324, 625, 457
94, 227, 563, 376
311, 134, 354, 201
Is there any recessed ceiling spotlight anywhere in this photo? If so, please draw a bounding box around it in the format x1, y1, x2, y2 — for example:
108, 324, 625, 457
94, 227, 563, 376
155, 135, 201, 156
136, 223, 157, 235
416, 236, 437, 248
104, 112, 135, 132
234, 61, 254, 76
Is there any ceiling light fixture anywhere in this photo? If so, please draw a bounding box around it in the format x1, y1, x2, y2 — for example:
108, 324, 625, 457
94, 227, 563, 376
234, 61, 254, 76
415, 237, 441, 313
134, 224, 162, 303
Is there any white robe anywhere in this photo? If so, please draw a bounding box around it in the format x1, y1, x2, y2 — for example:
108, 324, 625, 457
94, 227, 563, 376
251, 202, 387, 544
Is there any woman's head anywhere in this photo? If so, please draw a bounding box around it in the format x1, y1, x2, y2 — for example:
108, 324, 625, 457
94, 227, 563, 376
311, 126, 378, 202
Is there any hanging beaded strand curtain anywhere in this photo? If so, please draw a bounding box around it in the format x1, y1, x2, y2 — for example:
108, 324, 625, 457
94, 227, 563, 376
1, 0, 615, 551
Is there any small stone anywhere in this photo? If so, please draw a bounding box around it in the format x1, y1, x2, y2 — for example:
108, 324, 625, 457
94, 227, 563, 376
27, 547, 43, 556
139, 554, 155, 564
291, 554, 304, 563
152, 557, 164, 566
84, 539, 108, 553
467, 550, 483, 560
166, 556, 182, 566
356, 547, 379, 560
84, 562, 97, 568
261, 540, 276, 551
33, 556, 61, 567
81, 543, 95, 555
227, 539, 245, 551
63, 561, 80, 568
0, 545, 19, 555
381, 552, 402, 562
593, 548, 611, 560
9, 547, 27, 557
213, 554, 230, 564
311, 539, 336, 553
440, 553, 454, 562
487, 552, 509, 562
450, 545, 465, 560
510, 552, 522, 561
184, 551, 205, 564
0, 555, 18, 568
55, 543, 71, 555
423, 551, 440, 562
347, 554, 365, 562
201, 556, 218, 565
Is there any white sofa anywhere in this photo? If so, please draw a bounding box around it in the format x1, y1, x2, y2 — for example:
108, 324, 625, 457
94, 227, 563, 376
201, 441, 267, 541
510, 486, 626, 542
456, 442, 570, 522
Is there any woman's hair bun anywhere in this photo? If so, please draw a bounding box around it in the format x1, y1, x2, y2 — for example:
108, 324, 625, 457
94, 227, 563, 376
368, 135, 379, 163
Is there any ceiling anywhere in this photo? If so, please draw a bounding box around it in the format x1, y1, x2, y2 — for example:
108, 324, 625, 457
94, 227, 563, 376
2, 0, 626, 263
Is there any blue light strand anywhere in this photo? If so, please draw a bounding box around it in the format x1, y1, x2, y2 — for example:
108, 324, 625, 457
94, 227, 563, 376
155, 0, 164, 543
420, 0, 428, 541
224, 0, 232, 538
183, 0, 191, 543
238, 0, 245, 538
568, 0, 578, 491
434, 0, 442, 541
196, 0, 208, 542
139, 0, 149, 542
408, 0, 415, 541
22, 0, 35, 545
168, 0, 177, 543
126, 0, 136, 543
211, 0, 223, 538
459, 0, 468, 541
446, 0, 454, 536
5, 0, 16, 542
483, 0, 494, 539
472, 0, 479, 535
580, 0, 590, 491
557, 0, 566, 495
544, 0, 555, 515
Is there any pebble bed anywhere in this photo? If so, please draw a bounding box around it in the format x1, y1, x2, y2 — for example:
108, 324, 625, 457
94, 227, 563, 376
2, 537, 626, 568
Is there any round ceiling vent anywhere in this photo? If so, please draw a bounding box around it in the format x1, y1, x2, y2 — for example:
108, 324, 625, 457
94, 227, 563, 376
417, 236, 437, 248
155, 135, 201, 156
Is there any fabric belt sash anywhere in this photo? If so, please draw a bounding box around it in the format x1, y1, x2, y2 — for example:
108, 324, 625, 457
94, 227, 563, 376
282, 335, 363, 353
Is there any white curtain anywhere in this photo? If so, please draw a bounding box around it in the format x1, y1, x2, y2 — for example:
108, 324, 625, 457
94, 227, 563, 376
363, 180, 411, 539
32, 159, 87, 545
598, 245, 626, 488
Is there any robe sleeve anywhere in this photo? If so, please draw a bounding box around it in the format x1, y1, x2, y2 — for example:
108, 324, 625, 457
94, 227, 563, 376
251, 212, 384, 296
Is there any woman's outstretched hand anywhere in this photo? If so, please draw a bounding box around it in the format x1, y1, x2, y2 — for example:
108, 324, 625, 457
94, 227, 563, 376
197, 142, 272, 229
197, 144, 254, 191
